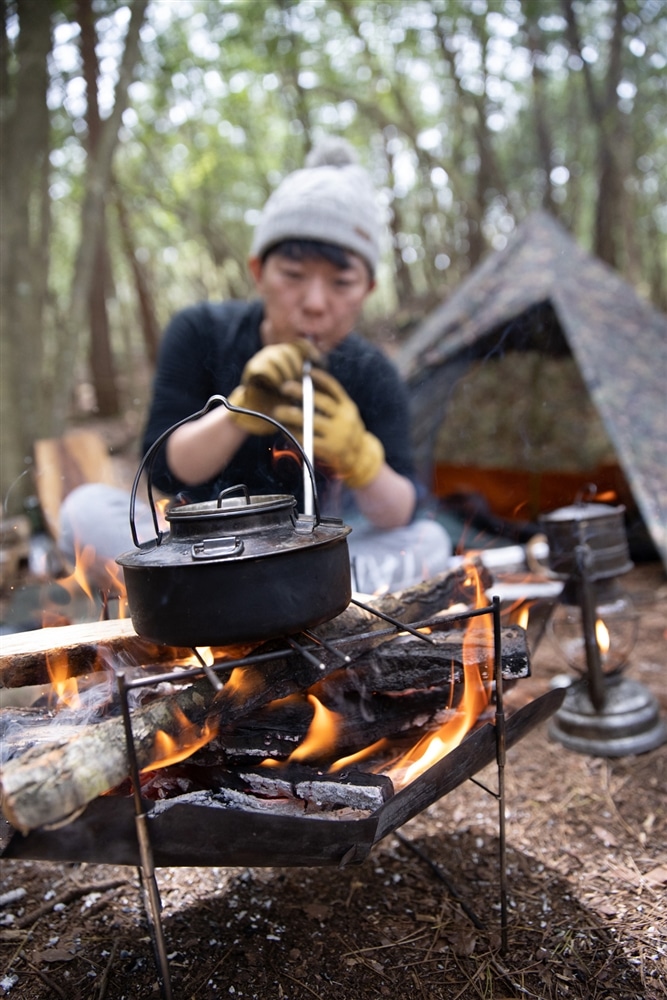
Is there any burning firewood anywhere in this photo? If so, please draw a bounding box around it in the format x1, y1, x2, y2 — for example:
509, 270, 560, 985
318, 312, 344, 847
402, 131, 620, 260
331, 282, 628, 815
0, 640, 347, 834
215, 626, 528, 764
1, 562, 511, 834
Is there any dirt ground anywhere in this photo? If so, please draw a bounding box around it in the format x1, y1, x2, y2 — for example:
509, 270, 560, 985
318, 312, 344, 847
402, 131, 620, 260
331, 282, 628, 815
1, 562, 666, 1000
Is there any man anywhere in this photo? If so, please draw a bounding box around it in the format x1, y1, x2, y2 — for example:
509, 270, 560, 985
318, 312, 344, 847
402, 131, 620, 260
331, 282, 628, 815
61, 138, 451, 593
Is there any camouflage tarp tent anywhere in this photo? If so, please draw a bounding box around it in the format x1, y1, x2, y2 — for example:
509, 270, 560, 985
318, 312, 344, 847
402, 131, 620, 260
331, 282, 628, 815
396, 211, 667, 571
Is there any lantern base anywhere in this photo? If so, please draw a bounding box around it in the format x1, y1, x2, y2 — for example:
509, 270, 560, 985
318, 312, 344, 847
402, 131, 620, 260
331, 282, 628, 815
549, 676, 667, 757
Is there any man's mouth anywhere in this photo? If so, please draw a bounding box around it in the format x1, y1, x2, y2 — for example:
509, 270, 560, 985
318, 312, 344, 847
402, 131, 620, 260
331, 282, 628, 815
299, 333, 325, 351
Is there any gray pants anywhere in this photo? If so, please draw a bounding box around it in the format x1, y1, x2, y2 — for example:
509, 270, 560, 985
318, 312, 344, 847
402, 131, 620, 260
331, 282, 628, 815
59, 483, 452, 597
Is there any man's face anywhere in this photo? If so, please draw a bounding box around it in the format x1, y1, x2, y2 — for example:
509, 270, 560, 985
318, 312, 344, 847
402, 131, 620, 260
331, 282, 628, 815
248, 251, 374, 354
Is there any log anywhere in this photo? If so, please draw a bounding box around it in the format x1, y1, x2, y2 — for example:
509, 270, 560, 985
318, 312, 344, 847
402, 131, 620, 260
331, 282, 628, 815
179, 765, 395, 816
0, 638, 347, 833
0, 618, 213, 689
209, 687, 450, 765
0, 560, 491, 687
318, 560, 493, 641
215, 626, 529, 763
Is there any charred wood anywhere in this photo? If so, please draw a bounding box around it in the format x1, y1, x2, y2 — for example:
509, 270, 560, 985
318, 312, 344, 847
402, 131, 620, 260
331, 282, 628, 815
206, 688, 451, 765
317, 560, 493, 641
169, 764, 395, 817
0, 641, 344, 833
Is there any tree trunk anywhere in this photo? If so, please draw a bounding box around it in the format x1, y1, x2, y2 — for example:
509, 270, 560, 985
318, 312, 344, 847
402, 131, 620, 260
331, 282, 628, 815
115, 187, 161, 366
51, 0, 148, 431
0, 0, 52, 514
526, 15, 555, 211
561, 0, 628, 269
78, 0, 120, 417
593, 0, 626, 268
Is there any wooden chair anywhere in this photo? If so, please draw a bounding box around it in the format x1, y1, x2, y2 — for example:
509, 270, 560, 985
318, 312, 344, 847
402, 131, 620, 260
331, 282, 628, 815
33, 429, 116, 541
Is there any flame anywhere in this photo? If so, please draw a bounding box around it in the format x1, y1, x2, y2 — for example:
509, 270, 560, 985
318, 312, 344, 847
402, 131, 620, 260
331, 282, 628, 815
596, 618, 610, 654
288, 694, 341, 764
45, 649, 81, 710
504, 598, 532, 631
388, 563, 493, 788
224, 665, 264, 702
329, 738, 390, 772
143, 706, 218, 772
100, 559, 129, 618
48, 542, 96, 609
41, 541, 129, 626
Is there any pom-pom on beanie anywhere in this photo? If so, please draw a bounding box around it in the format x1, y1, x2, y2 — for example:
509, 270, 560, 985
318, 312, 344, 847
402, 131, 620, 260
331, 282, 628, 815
250, 137, 381, 274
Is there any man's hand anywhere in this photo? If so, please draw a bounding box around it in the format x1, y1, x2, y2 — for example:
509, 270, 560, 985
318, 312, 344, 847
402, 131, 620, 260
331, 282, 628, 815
275, 368, 385, 489
229, 340, 320, 435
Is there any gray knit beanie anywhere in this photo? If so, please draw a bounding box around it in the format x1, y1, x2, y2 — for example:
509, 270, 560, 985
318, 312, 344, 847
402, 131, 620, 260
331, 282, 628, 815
250, 138, 381, 273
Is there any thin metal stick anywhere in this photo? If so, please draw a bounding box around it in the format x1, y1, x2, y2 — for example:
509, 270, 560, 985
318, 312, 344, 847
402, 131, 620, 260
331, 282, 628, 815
303, 629, 351, 664
394, 831, 485, 929
350, 597, 437, 644
190, 647, 223, 692
302, 360, 314, 517
117, 673, 173, 1000
493, 595, 508, 955
286, 634, 325, 671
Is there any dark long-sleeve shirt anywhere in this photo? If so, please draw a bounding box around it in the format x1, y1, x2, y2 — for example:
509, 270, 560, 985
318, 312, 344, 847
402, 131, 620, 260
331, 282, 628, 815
142, 298, 417, 515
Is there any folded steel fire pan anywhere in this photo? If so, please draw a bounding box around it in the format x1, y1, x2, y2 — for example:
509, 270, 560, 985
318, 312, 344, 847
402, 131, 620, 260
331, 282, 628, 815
1, 688, 565, 868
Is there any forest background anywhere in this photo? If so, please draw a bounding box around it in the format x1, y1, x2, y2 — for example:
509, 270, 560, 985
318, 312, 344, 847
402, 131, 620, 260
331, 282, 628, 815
1, 0, 666, 517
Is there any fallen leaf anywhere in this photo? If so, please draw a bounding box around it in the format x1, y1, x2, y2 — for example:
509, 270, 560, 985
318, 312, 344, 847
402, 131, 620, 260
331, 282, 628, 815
447, 929, 478, 956
32, 948, 75, 964
302, 902, 331, 921
644, 864, 667, 887
642, 812, 656, 833
593, 825, 618, 847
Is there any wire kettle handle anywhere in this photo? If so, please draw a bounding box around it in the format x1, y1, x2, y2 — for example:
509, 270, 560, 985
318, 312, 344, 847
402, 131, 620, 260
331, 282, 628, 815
129, 395, 321, 549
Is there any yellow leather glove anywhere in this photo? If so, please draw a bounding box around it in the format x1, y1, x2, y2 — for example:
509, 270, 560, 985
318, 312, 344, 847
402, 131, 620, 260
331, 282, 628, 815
275, 368, 385, 489
228, 340, 319, 435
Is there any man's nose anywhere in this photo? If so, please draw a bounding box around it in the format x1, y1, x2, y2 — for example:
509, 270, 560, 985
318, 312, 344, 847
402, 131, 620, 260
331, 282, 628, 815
301, 277, 327, 312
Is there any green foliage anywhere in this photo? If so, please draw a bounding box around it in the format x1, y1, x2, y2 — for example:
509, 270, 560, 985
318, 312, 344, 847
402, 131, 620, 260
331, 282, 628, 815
2, 0, 666, 443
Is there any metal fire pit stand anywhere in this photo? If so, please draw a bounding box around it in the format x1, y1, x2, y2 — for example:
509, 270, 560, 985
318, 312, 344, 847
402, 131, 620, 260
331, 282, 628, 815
116, 598, 511, 1000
